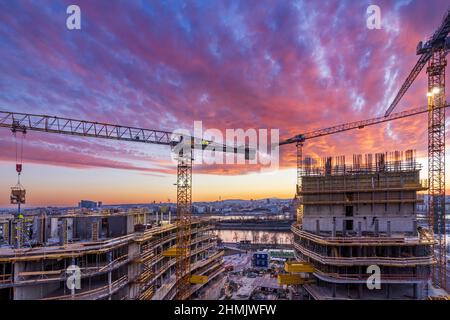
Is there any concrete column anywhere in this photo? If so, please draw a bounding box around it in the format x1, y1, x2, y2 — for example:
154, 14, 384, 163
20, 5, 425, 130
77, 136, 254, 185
38, 215, 46, 244
60, 218, 68, 246
126, 214, 135, 234
92, 221, 99, 241
108, 251, 112, 300
374, 219, 379, 236
71, 257, 76, 299
315, 219, 320, 234
15, 220, 23, 249
332, 284, 336, 298
412, 219, 418, 233
3, 222, 10, 244
358, 221, 362, 237
387, 221, 391, 237
332, 218, 336, 237
13, 262, 24, 299
358, 284, 363, 299
342, 220, 346, 236
127, 242, 141, 299
413, 283, 419, 299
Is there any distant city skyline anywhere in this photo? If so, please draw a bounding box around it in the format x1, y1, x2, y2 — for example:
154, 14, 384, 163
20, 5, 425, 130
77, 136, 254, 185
0, 195, 293, 210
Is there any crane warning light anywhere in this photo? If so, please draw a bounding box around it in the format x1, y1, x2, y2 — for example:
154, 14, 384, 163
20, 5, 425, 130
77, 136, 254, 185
16, 164, 22, 173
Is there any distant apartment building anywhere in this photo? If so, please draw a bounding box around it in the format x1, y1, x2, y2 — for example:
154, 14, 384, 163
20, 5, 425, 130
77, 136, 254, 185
78, 200, 99, 209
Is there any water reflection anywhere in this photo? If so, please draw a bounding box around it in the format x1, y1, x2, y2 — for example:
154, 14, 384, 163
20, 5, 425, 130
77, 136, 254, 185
215, 230, 293, 245
205, 214, 292, 221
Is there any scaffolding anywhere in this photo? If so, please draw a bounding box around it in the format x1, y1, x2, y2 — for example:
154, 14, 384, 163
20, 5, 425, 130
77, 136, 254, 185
0, 215, 221, 300
302, 150, 420, 177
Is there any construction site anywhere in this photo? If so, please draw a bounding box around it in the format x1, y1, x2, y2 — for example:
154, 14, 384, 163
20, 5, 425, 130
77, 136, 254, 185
291, 150, 435, 299
0, 209, 223, 300
0, 5, 449, 301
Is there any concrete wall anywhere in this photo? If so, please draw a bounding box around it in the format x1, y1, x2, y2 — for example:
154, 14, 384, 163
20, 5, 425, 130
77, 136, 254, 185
13, 262, 60, 300
127, 242, 141, 299
108, 216, 128, 237
303, 216, 417, 234
302, 170, 421, 235
304, 202, 416, 216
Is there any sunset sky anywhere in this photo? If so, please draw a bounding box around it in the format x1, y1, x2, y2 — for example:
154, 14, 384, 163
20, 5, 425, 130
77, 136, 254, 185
0, 0, 449, 207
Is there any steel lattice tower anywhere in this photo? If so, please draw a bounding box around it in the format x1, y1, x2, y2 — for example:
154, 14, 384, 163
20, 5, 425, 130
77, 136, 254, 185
175, 150, 193, 300
427, 48, 447, 290
296, 142, 304, 225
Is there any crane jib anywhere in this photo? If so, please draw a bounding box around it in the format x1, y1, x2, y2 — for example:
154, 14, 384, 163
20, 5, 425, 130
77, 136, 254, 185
0, 111, 256, 160
279, 104, 449, 146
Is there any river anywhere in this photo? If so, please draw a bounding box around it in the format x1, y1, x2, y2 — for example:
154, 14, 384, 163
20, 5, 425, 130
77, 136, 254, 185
215, 229, 293, 245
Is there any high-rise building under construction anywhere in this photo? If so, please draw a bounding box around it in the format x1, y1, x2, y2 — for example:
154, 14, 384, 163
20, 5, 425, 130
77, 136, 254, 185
292, 150, 435, 299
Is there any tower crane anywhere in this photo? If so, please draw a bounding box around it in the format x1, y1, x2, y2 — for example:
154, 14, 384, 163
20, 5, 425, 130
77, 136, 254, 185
280, 104, 449, 206
279, 103, 449, 290
384, 9, 450, 290
0, 110, 255, 300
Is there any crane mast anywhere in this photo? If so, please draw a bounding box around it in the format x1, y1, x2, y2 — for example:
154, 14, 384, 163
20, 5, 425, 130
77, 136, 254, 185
175, 150, 193, 300
383, 9, 450, 291
427, 48, 447, 289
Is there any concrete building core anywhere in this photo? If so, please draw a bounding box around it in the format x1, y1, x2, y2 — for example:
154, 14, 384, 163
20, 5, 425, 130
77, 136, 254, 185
293, 150, 435, 299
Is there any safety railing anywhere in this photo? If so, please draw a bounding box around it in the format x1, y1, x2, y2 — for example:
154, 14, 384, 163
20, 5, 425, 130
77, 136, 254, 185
294, 242, 435, 266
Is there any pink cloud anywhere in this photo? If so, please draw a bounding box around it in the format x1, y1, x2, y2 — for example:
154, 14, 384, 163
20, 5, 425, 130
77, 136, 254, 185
0, 0, 448, 178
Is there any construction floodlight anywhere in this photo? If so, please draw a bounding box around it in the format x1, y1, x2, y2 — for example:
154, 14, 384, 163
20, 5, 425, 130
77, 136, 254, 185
432, 87, 441, 94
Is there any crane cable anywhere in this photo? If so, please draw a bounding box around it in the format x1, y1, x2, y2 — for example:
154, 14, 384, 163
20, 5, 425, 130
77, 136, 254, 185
12, 130, 26, 224
14, 131, 25, 186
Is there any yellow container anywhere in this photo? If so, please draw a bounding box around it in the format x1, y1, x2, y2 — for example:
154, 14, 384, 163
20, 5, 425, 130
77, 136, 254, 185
162, 247, 187, 257
277, 274, 306, 285
189, 275, 208, 284
284, 261, 315, 273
